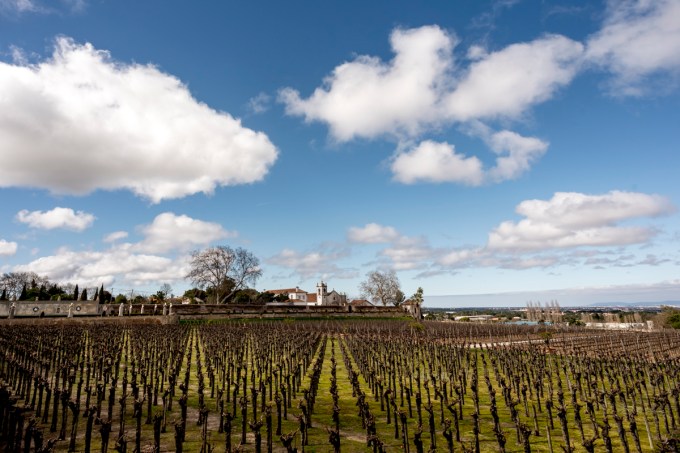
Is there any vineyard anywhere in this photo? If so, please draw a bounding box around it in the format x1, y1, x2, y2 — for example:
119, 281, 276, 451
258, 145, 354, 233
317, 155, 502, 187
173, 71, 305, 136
1, 319, 680, 452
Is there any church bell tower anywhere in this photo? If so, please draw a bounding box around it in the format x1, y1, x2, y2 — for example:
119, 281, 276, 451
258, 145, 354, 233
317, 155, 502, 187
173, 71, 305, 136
316, 281, 327, 306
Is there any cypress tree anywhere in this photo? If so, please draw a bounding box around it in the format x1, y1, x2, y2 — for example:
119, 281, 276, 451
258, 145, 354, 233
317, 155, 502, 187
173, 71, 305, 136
100, 284, 105, 303
80, 288, 88, 301
73, 284, 79, 301
19, 283, 27, 301
0, 288, 6, 300
93, 287, 99, 301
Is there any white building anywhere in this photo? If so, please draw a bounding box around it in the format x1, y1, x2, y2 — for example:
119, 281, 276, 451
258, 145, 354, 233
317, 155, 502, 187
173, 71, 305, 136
266, 281, 347, 306
315, 281, 347, 306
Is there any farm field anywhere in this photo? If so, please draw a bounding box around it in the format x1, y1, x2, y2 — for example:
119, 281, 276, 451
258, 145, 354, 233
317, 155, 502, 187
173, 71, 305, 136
1, 319, 680, 452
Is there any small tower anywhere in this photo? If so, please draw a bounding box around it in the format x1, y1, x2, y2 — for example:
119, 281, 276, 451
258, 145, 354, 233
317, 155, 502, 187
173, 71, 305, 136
316, 281, 327, 306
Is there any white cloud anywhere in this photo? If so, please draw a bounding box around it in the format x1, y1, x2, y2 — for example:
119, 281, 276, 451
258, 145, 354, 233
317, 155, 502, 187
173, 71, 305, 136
391, 141, 484, 185
347, 223, 400, 243
486, 130, 548, 182
0, 239, 18, 256
438, 248, 485, 267
358, 191, 676, 274
0, 0, 85, 15
281, 26, 583, 141
280, 25, 455, 141
268, 247, 358, 280
391, 133, 546, 185
103, 231, 128, 243
12, 212, 236, 287
488, 191, 675, 250
347, 222, 443, 272
137, 212, 236, 254
586, 0, 680, 95
380, 237, 438, 271
281, 26, 581, 185
0, 37, 278, 202
0, 0, 36, 13
16, 207, 95, 231
15, 247, 187, 287
445, 35, 583, 121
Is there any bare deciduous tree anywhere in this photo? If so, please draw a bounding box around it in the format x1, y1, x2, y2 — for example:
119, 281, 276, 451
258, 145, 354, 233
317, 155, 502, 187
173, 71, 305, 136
359, 269, 402, 306
185, 246, 262, 304
158, 283, 173, 300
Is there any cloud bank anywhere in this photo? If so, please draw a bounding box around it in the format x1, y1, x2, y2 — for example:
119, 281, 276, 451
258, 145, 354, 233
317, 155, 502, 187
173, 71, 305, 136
13, 212, 236, 287
348, 191, 675, 274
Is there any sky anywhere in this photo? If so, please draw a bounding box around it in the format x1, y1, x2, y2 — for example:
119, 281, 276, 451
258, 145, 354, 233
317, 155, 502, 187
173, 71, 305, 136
0, 0, 679, 307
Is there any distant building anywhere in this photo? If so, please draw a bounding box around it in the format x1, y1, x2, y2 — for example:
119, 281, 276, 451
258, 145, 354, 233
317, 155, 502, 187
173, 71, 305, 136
267, 287, 310, 303
265, 281, 347, 306
349, 299, 373, 307
402, 299, 422, 319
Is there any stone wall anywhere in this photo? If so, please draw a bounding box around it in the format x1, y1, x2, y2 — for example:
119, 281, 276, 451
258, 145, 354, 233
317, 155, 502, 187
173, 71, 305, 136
0, 300, 100, 318
2, 300, 409, 320
0, 315, 170, 326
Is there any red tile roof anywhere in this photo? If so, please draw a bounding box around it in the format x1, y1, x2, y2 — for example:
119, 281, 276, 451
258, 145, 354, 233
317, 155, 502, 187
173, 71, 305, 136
350, 299, 372, 306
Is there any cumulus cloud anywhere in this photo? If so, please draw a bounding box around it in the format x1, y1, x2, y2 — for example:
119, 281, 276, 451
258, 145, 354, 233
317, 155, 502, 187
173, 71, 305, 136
0, 37, 278, 202
391, 132, 546, 185
0, 239, 18, 256
391, 141, 484, 185
347, 223, 443, 273
280, 25, 455, 141
136, 212, 237, 254
280, 26, 583, 141
280, 25, 583, 185
16, 207, 95, 231
380, 236, 439, 271
486, 131, 548, 182
445, 35, 583, 121
15, 247, 187, 287
586, 0, 680, 95
268, 247, 358, 280
347, 223, 401, 243
488, 191, 675, 250
103, 231, 128, 243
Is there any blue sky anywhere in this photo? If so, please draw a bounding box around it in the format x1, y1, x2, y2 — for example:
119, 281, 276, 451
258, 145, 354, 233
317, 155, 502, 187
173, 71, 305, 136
0, 0, 679, 307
